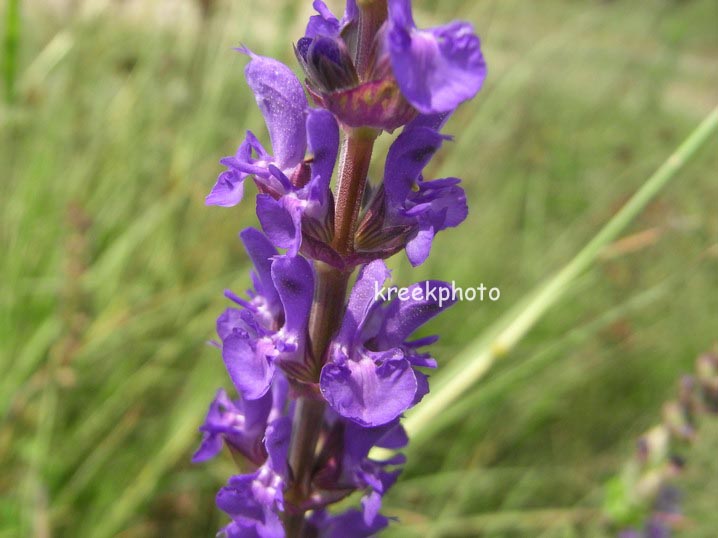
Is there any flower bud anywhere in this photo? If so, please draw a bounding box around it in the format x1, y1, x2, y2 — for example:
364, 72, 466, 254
295, 36, 359, 93
296, 0, 419, 131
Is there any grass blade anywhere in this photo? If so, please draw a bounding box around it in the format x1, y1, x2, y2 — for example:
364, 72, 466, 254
2, 0, 20, 103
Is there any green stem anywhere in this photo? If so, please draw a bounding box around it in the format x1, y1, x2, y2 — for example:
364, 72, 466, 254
400, 105, 718, 443
3, 0, 20, 104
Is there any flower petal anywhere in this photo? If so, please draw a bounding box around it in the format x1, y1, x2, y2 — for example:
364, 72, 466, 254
320, 354, 417, 427
361, 490, 382, 527
405, 226, 435, 266
305, 0, 341, 38
256, 194, 302, 256
343, 419, 406, 463
239, 227, 281, 311
271, 255, 314, 336
223, 334, 275, 400
217, 308, 245, 341
406, 110, 453, 131
312, 508, 389, 537
306, 108, 340, 200
335, 260, 391, 350
216, 474, 285, 538
388, 0, 487, 114
191, 430, 224, 463
244, 53, 308, 168
206, 169, 246, 207
264, 416, 292, 477
216, 474, 263, 520
383, 125, 446, 206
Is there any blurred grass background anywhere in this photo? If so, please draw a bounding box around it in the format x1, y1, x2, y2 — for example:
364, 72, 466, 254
1, 0, 717, 536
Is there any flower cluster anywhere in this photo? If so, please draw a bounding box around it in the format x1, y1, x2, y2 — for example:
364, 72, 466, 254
607, 350, 718, 538
195, 1, 486, 535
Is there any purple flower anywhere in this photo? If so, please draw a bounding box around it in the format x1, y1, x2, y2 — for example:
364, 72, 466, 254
320, 260, 456, 426
192, 388, 272, 465
199, 2, 488, 534
256, 108, 339, 256
308, 416, 407, 535
217, 229, 314, 400
206, 52, 340, 256
342, 419, 407, 522
206, 51, 307, 207
216, 417, 292, 538
356, 118, 468, 266
387, 0, 487, 114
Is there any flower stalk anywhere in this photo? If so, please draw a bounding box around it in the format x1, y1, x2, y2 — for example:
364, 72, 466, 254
285, 127, 373, 533
332, 129, 377, 255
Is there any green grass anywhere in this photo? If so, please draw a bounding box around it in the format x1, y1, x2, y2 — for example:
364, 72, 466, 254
1, 0, 717, 536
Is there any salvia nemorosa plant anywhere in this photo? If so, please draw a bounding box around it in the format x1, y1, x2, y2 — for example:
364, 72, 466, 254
193, 1, 486, 536
607, 349, 718, 538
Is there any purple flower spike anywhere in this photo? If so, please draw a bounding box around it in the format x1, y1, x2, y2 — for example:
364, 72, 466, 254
320, 260, 457, 426
199, 1, 488, 533
388, 0, 487, 114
